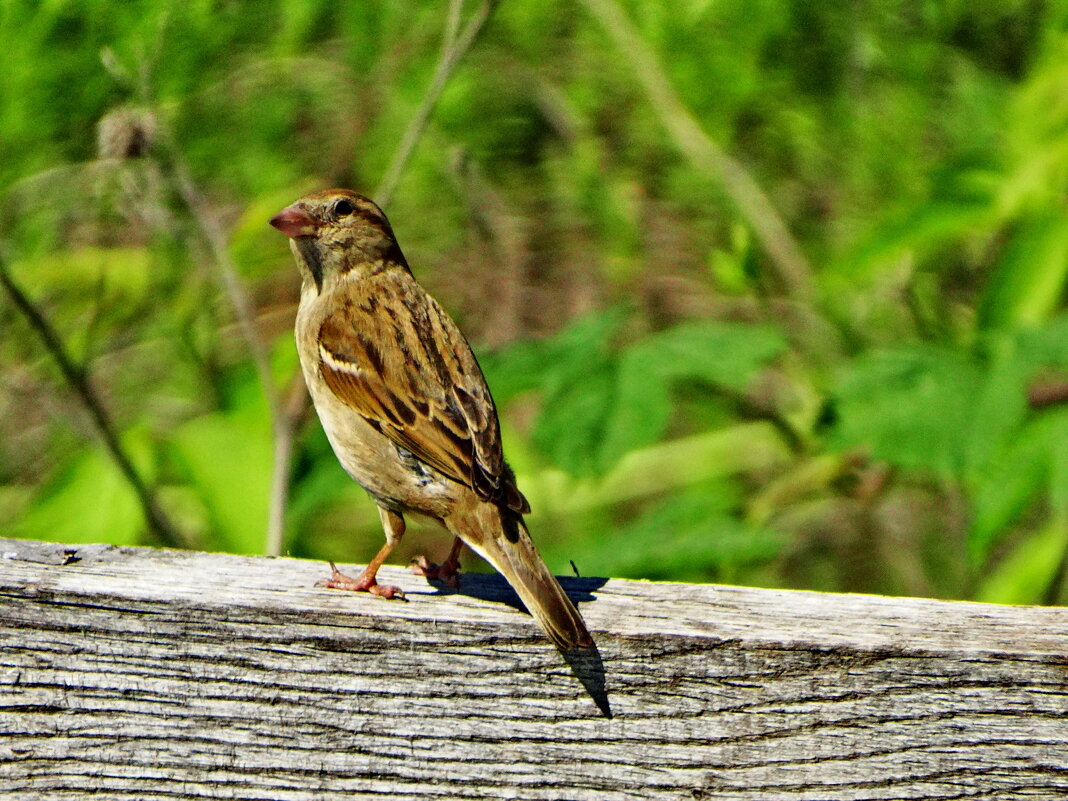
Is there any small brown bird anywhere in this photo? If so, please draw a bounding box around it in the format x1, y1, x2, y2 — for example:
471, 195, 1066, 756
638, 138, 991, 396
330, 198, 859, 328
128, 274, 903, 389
270, 189, 599, 665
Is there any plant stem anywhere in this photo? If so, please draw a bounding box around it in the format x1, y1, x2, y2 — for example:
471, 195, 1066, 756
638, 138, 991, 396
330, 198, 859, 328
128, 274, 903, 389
578, 0, 813, 301
0, 249, 182, 547
375, 0, 498, 207
158, 138, 295, 557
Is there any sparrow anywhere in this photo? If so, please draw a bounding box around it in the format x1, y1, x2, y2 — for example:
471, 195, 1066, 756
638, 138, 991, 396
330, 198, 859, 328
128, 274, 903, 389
269, 189, 598, 661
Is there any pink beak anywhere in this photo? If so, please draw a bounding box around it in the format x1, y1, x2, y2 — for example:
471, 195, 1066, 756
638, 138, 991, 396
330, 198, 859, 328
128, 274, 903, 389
269, 205, 317, 238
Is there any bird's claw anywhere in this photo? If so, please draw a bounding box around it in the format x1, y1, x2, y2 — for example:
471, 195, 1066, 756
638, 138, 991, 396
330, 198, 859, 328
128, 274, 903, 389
410, 555, 461, 589
317, 561, 405, 599
367, 583, 405, 600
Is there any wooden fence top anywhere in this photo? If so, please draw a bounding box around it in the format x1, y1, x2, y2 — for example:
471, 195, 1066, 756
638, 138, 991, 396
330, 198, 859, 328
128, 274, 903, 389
1, 537, 1065, 799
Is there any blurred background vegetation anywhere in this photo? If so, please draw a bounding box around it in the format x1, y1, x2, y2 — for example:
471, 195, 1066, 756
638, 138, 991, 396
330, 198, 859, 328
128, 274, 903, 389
3, 0, 1068, 606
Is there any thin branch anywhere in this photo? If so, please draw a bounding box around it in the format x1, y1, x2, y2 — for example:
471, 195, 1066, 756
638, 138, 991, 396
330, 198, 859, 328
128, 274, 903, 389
0, 248, 182, 547
265, 430, 296, 556
375, 0, 499, 207
163, 149, 280, 422
578, 0, 813, 301
1029, 380, 1068, 409
154, 134, 297, 557
266, 371, 311, 556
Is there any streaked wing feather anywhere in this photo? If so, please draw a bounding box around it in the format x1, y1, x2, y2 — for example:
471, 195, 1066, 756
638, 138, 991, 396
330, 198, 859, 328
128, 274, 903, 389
316, 272, 528, 513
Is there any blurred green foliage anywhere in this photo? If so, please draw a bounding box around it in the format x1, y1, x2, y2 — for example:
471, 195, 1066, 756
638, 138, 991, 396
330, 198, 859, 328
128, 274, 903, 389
2, 0, 1068, 606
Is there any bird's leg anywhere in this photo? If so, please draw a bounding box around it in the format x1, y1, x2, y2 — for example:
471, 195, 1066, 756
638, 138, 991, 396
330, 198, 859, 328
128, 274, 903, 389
410, 536, 464, 589
319, 508, 406, 599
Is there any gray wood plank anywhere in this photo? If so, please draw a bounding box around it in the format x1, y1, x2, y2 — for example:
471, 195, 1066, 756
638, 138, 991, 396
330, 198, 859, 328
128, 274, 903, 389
0, 537, 1065, 800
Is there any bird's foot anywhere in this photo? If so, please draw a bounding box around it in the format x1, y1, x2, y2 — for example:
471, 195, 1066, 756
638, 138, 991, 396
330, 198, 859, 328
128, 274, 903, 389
410, 555, 461, 589
317, 561, 405, 600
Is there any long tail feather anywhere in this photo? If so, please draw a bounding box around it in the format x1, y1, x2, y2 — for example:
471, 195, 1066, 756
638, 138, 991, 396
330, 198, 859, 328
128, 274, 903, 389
444, 496, 610, 716
448, 500, 592, 651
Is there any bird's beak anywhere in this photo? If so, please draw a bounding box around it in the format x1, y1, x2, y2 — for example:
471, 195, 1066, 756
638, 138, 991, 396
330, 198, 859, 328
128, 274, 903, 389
269, 204, 317, 238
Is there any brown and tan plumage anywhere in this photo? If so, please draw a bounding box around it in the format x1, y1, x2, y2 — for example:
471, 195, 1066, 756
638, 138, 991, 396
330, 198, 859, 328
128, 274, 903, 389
270, 190, 603, 701
315, 274, 529, 515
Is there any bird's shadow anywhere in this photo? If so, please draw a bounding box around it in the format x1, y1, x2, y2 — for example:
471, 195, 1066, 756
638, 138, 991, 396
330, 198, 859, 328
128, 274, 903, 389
424, 571, 613, 718
425, 571, 607, 611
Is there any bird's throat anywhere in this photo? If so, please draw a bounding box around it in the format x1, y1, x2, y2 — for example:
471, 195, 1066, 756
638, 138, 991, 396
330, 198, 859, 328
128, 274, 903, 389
293, 237, 326, 292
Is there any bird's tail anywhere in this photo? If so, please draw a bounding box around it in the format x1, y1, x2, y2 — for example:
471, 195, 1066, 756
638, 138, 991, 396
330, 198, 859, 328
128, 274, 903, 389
445, 492, 611, 716
444, 496, 594, 654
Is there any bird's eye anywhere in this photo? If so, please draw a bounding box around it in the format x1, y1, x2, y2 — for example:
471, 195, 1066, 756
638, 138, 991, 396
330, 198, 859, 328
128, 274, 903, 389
333, 198, 355, 217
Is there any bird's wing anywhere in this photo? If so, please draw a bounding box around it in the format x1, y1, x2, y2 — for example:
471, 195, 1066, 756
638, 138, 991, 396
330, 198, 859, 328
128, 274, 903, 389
315, 270, 529, 514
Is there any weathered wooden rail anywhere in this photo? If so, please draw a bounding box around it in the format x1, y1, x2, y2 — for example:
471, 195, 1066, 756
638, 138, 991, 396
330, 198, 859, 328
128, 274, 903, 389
0, 537, 1065, 799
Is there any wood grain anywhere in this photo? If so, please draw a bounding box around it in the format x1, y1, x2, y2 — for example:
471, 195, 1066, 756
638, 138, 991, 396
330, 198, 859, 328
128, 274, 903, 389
0, 537, 1065, 800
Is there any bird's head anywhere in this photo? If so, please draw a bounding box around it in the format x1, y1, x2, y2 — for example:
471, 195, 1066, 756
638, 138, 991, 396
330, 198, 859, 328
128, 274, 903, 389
269, 189, 405, 292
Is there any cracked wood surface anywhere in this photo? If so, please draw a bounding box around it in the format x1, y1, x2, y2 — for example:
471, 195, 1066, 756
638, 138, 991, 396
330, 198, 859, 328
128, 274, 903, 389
0, 536, 1065, 800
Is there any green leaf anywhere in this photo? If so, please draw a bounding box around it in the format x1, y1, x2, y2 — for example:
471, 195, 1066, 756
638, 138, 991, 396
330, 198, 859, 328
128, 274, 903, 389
962, 334, 1030, 481
482, 306, 626, 405
477, 339, 554, 405
11, 432, 155, 545
27, 247, 153, 301
169, 375, 273, 554
1001, 39, 1068, 216
596, 345, 672, 472
845, 198, 992, 283
831, 345, 979, 476
1048, 412, 1068, 520
646, 320, 787, 389
528, 308, 628, 476
979, 212, 1068, 330
976, 519, 1068, 605
529, 315, 787, 477
968, 417, 1052, 563
596, 320, 786, 473
708, 222, 752, 294
565, 483, 782, 583
532, 360, 616, 477
1016, 313, 1068, 368
521, 422, 791, 516
545, 306, 628, 369
285, 458, 354, 545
